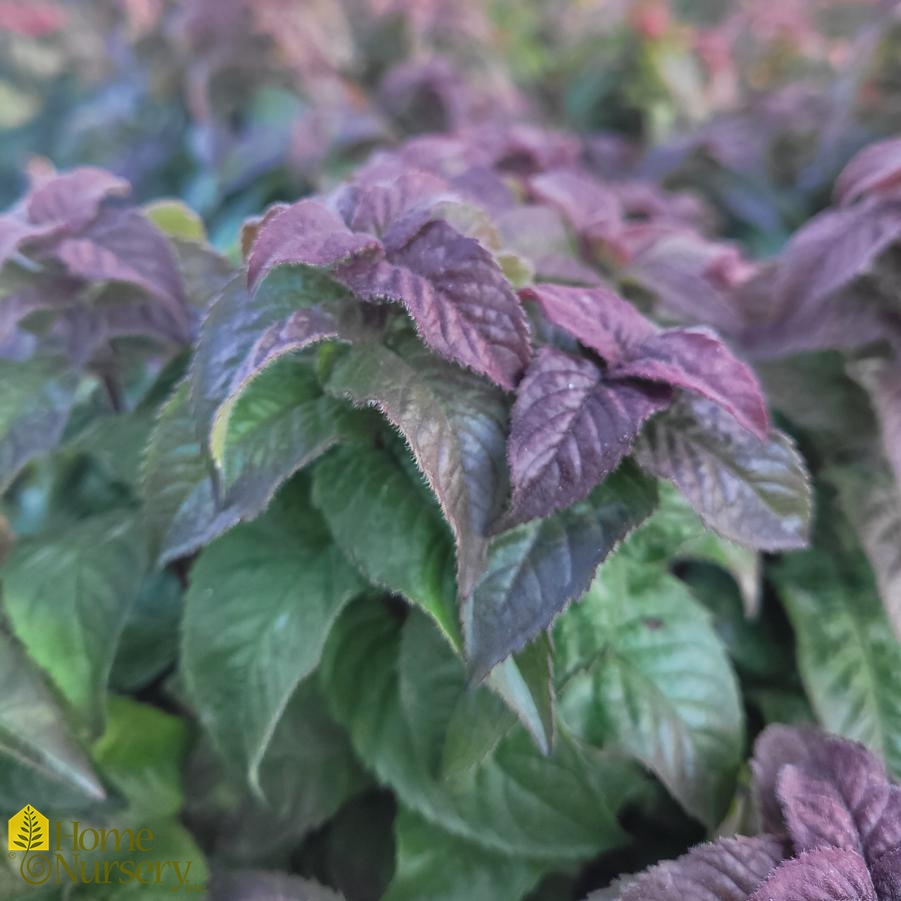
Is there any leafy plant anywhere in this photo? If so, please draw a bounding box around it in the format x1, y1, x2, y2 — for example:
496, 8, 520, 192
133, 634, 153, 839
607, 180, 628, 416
0, 3, 900, 899
596, 726, 901, 901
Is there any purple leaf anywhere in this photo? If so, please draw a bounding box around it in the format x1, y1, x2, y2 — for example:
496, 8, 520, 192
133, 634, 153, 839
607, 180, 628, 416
626, 234, 750, 334
529, 168, 620, 240
618, 836, 785, 901
246, 200, 383, 290
339, 220, 531, 390
752, 726, 825, 835
777, 764, 864, 853
748, 849, 876, 901
871, 847, 901, 901
332, 170, 451, 237
521, 284, 655, 364
636, 396, 811, 551
0, 216, 58, 269
54, 209, 189, 340
753, 726, 901, 868
26, 167, 130, 232
610, 328, 770, 440
835, 138, 901, 206
503, 347, 670, 527
757, 198, 901, 343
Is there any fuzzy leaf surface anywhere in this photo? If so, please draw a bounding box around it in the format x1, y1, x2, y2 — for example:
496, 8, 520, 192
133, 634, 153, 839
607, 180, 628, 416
504, 347, 669, 526
463, 463, 657, 680
636, 396, 811, 551
326, 340, 508, 599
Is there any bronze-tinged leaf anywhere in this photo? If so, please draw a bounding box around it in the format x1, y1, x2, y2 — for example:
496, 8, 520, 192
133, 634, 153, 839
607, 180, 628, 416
338, 220, 531, 390
636, 396, 811, 551
503, 347, 670, 528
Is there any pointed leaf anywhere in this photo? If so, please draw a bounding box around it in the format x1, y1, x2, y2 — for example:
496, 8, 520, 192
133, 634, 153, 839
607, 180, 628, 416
337, 220, 530, 389
55, 209, 189, 338
326, 340, 508, 599
143, 366, 344, 564
312, 442, 460, 648
521, 284, 654, 364
504, 347, 670, 527
556, 555, 744, 826
182, 484, 363, 792
636, 396, 811, 551
835, 137, 901, 205
0, 629, 106, 808
611, 328, 769, 439
26, 167, 130, 231
1, 511, 146, 736
192, 265, 353, 455
748, 849, 875, 901
487, 635, 555, 756
247, 199, 382, 289
463, 463, 657, 680
141, 381, 245, 563
321, 602, 644, 864
617, 836, 785, 901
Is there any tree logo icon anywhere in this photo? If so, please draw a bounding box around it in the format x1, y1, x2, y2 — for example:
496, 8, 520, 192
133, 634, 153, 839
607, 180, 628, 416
7, 805, 51, 885
8, 806, 48, 853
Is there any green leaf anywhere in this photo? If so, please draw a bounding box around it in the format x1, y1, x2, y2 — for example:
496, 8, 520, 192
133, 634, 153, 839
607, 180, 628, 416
321, 600, 644, 866
383, 809, 545, 901
66, 411, 155, 489
0, 628, 106, 810
182, 483, 363, 793
830, 463, 901, 641
143, 360, 346, 564
217, 356, 350, 505
312, 442, 460, 648
143, 200, 207, 242
463, 463, 657, 680
326, 339, 509, 600
775, 550, 901, 776
0, 356, 80, 493
141, 380, 243, 563
486, 636, 555, 756
440, 690, 516, 781
1, 511, 146, 735
555, 554, 744, 827
636, 396, 811, 551
92, 695, 188, 820
184, 680, 367, 868
109, 570, 182, 692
